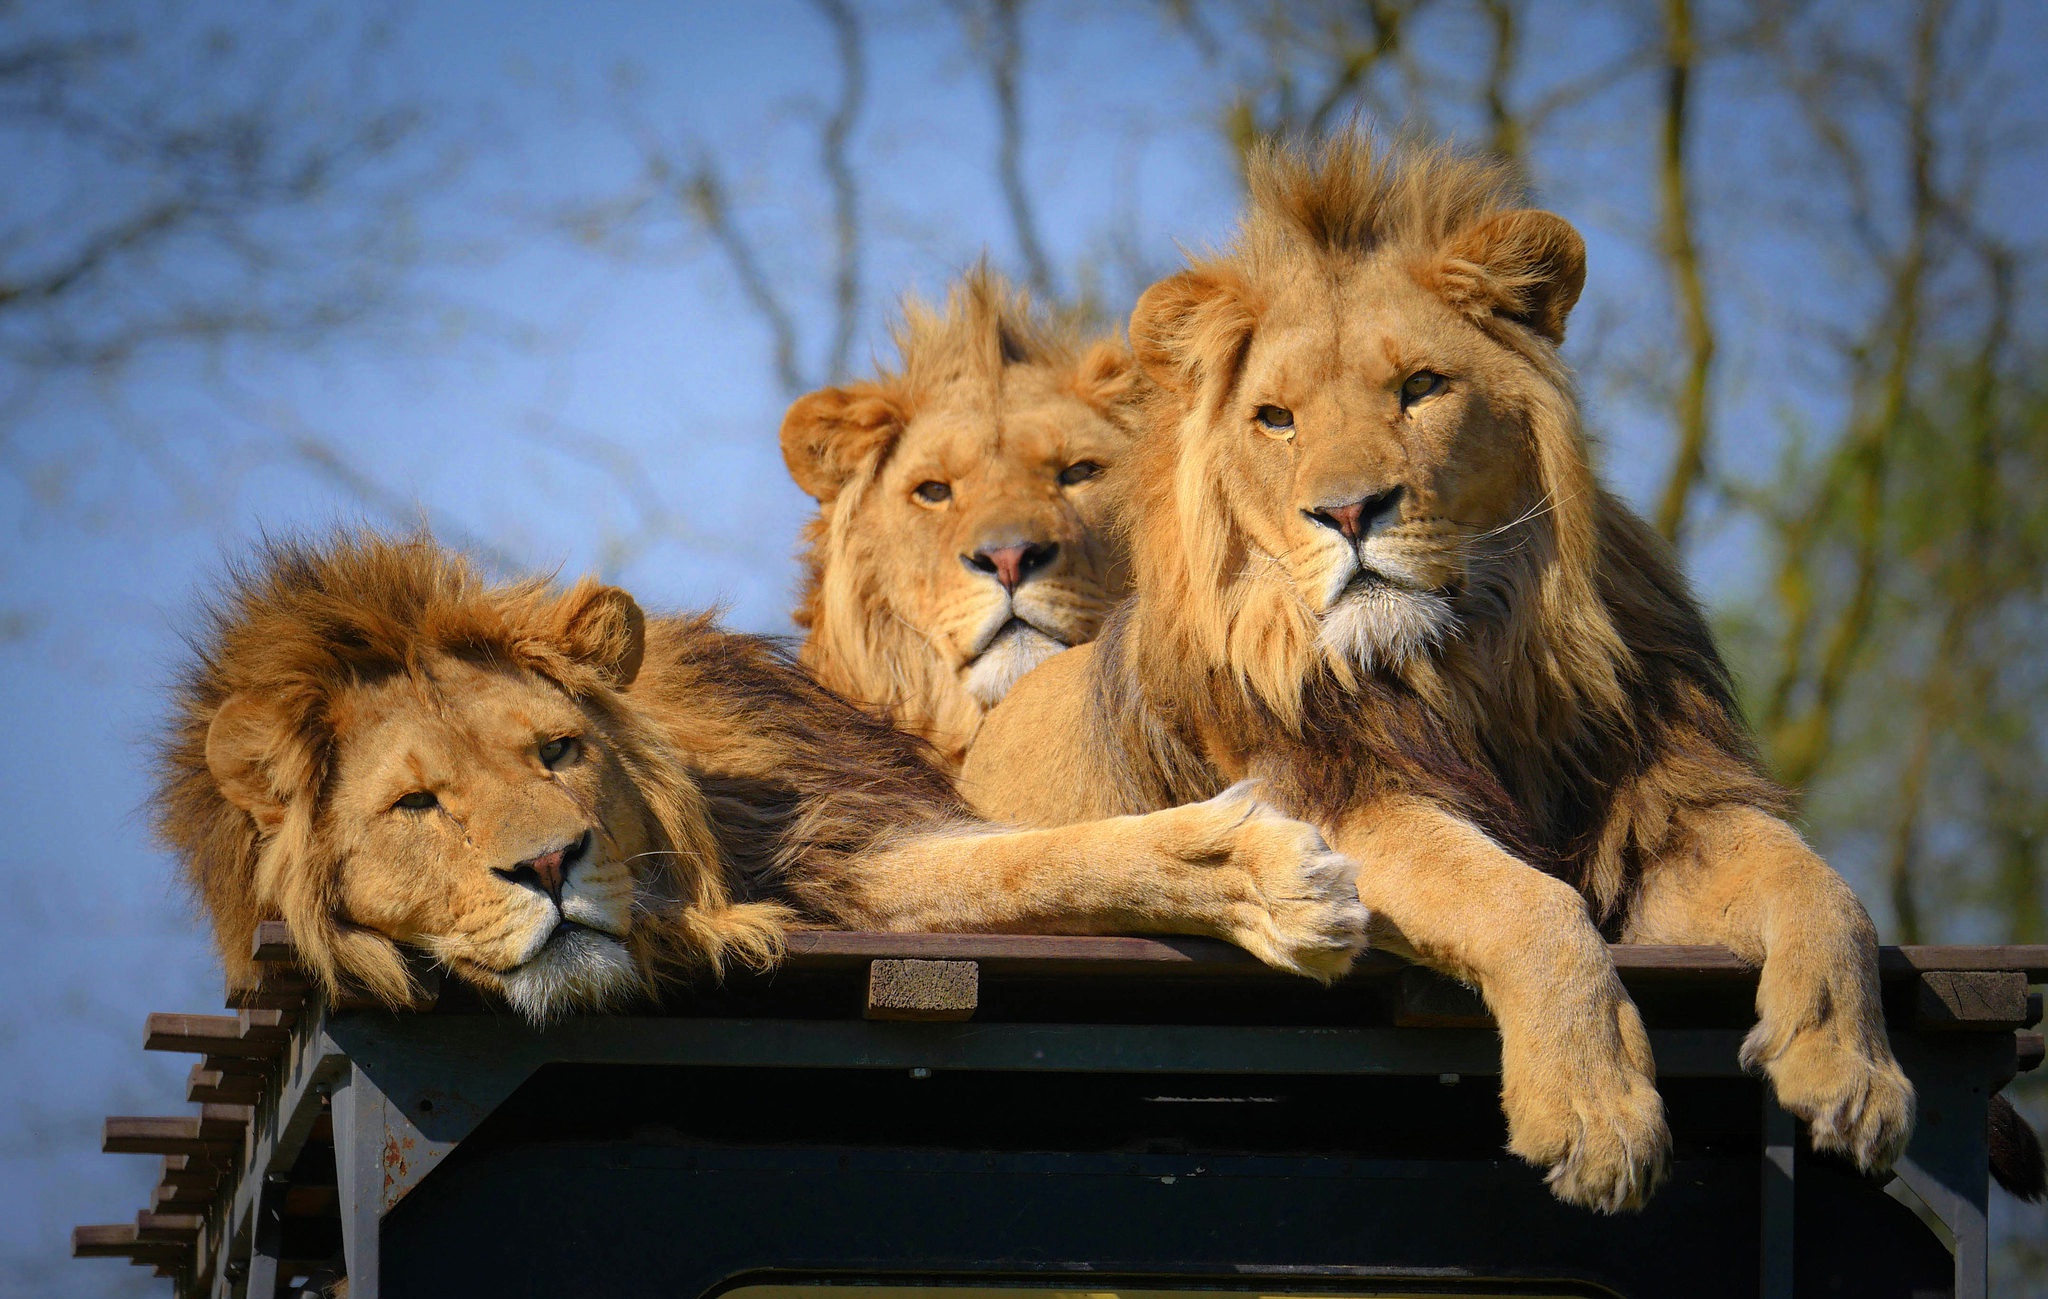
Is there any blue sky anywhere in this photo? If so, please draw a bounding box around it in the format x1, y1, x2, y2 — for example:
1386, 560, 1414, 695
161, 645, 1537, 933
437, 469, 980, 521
3, 1, 2044, 1293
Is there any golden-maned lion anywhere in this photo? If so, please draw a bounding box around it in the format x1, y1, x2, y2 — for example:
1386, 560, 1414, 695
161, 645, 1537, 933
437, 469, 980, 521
781, 266, 1135, 767
965, 132, 1912, 1212
156, 532, 1364, 1022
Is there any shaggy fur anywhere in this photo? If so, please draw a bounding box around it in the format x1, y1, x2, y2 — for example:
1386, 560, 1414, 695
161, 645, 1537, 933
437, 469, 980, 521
158, 531, 1368, 1017
782, 265, 1137, 767
967, 130, 1912, 1211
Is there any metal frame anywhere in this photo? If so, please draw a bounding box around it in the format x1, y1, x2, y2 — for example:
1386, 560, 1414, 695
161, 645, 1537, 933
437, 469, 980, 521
79, 936, 2042, 1299
208, 1011, 2005, 1299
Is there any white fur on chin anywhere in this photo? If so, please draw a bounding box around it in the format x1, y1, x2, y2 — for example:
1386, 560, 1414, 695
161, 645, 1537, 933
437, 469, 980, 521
963, 620, 1065, 708
1317, 579, 1457, 673
498, 927, 640, 1024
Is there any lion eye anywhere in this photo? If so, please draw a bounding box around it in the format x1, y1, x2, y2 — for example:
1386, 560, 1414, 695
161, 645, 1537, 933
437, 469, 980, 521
538, 736, 578, 768
1400, 371, 1447, 406
1057, 461, 1103, 486
913, 480, 952, 504
393, 790, 438, 812
1254, 405, 1295, 431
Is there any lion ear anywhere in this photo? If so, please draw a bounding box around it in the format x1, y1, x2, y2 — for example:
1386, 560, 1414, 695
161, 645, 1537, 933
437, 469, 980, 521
1129, 269, 1258, 395
553, 580, 647, 687
1429, 209, 1586, 344
206, 693, 291, 831
779, 381, 906, 504
1072, 339, 1138, 411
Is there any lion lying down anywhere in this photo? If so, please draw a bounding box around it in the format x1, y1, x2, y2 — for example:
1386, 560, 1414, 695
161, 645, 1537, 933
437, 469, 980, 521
965, 131, 1914, 1212
155, 533, 1366, 1023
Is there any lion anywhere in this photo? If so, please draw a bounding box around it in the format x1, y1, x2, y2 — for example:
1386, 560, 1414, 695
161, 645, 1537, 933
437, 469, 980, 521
780, 266, 1136, 767
155, 532, 1365, 1023
963, 131, 1913, 1213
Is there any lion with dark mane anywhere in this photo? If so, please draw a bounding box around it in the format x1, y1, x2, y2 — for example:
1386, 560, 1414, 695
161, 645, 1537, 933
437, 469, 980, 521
156, 532, 1365, 1023
966, 131, 1912, 1212
782, 266, 1136, 767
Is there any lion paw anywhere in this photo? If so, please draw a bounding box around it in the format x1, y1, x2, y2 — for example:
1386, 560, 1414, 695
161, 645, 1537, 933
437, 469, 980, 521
1200, 784, 1369, 982
1742, 1014, 1915, 1173
1503, 991, 1671, 1214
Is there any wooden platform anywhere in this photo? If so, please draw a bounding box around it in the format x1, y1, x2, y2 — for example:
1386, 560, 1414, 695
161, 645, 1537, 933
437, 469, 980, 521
73, 922, 2047, 1298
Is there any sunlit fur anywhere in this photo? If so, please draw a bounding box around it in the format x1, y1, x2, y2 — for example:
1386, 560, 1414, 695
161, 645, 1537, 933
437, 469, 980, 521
1104, 132, 1783, 916
157, 532, 1373, 1023
967, 129, 1912, 1197
153, 535, 998, 1018
782, 265, 1137, 767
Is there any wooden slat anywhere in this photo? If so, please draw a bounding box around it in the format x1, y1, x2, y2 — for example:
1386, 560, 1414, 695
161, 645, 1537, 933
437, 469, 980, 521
103, 1111, 247, 1157
865, 958, 979, 1022
232, 924, 2048, 986
72, 1224, 183, 1261
1911, 971, 2031, 1030
1885, 945, 2048, 980
134, 1212, 203, 1242
144, 1012, 283, 1059
153, 1181, 215, 1210
251, 920, 294, 962
186, 1064, 264, 1106
226, 968, 310, 1012
201, 1052, 274, 1077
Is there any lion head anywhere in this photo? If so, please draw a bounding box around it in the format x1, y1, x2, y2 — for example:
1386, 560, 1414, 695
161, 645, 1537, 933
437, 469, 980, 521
155, 535, 780, 1022
780, 266, 1138, 765
1125, 132, 1629, 739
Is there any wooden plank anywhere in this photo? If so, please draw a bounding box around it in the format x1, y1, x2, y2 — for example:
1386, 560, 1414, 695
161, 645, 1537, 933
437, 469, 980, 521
73, 1224, 183, 1261
103, 1113, 247, 1157
1886, 945, 2048, 980
252, 920, 294, 962
157, 1156, 221, 1192
226, 968, 310, 1012
153, 1181, 215, 1210
1911, 972, 2031, 1030
145, 1013, 283, 1060
187, 1064, 264, 1106
202, 1052, 274, 1077
865, 959, 979, 1022
135, 1212, 204, 1242
231, 924, 2048, 986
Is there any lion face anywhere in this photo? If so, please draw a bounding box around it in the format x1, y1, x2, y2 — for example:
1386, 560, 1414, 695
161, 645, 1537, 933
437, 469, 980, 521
782, 268, 1137, 763
856, 364, 1129, 706
313, 654, 649, 1020
1132, 205, 1588, 685
182, 557, 705, 1023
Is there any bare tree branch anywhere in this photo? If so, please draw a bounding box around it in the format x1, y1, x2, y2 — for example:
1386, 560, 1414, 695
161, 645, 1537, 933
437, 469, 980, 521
813, 0, 867, 384
951, 0, 1058, 301
1649, 0, 1716, 544
1767, 0, 1945, 788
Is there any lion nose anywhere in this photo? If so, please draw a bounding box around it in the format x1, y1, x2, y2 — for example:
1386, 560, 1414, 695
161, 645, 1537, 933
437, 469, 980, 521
1307, 487, 1404, 542
963, 540, 1059, 593
496, 832, 589, 908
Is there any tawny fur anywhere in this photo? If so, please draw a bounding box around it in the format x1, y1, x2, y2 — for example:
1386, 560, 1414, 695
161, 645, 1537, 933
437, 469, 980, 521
158, 531, 1368, 1020
966, 130, 1913, 1211
782, 265, 1138, 767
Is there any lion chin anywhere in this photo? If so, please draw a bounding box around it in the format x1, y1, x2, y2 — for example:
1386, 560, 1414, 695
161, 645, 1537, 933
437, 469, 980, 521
1317, 574, 1458, 674
497, 923, 642, 1025
964, 619, 1067, 709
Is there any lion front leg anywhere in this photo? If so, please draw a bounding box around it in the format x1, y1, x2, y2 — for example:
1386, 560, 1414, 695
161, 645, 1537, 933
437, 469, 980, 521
821, 787, 1369, 980
1624, 804, 1914, 1172
1340, 797, 1670, 1213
